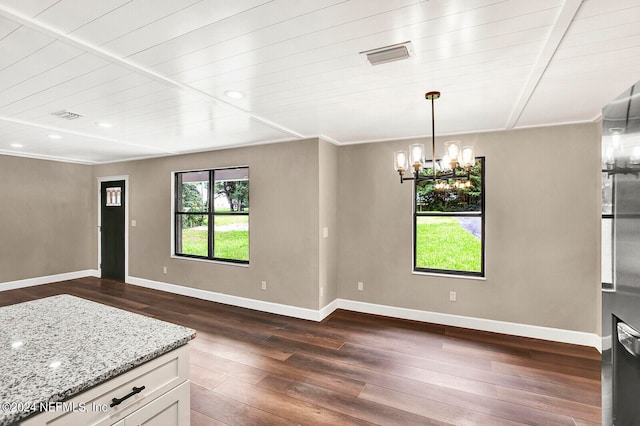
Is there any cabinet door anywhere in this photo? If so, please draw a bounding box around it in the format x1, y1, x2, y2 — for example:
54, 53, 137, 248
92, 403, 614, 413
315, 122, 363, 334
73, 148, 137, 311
124, 381, 190, 426
21, 346, 190, 426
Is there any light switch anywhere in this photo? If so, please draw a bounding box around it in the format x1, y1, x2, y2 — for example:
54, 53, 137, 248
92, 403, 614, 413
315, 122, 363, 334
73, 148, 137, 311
322, 227, 328, 238
131, 220, 137, 227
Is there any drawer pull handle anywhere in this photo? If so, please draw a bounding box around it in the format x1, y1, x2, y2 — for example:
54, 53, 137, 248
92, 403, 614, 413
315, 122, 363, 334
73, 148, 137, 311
110, 385, 146, 407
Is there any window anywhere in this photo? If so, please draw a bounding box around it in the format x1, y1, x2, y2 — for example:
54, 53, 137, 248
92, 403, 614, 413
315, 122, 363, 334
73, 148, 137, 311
602, 171, 614, 290
174, 167, 249, 264
414, 158, 484, 276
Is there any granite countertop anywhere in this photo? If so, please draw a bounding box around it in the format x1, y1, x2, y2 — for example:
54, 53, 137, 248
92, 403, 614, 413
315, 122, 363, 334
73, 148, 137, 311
0, 294, 196, 426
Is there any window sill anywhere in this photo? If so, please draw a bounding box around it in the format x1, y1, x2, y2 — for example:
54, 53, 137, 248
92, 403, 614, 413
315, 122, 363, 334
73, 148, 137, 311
412, 270, 486, 281
171, 255, 249, 268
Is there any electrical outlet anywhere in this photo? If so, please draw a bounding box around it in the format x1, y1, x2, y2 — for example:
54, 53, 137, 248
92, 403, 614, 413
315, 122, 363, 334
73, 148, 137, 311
261, 281, 267, 290
162, 266, 167, 274
358, 281, 364, 291
449, 291, 457, 302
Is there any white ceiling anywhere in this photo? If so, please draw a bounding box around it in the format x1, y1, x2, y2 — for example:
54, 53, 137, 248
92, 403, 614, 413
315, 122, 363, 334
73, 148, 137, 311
0, 0, 639, 164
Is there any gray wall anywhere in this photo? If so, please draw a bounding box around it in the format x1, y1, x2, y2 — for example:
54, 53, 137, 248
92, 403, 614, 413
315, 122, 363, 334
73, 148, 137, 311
319, 139, 338, 307
0, 155, 94, 282
337, 122, 602, 334
1, 122, 603, 335
93, 139, 323, 310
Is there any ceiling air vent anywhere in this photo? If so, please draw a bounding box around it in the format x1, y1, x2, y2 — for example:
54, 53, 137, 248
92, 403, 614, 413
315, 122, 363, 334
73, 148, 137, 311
360, 41, 413, 66
50, 110, 83, 120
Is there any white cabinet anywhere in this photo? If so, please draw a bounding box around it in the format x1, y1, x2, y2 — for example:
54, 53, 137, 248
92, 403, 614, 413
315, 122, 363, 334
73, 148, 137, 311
21, 345, 190, 426
122, 381, 189, 425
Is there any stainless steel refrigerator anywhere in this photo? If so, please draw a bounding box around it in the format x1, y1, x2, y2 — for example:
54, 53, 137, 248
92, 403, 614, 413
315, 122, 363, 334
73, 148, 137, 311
602, 81, 640, 425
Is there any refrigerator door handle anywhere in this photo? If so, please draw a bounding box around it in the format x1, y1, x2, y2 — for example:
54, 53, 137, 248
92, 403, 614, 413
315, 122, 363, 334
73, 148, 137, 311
618, 322, 640, 356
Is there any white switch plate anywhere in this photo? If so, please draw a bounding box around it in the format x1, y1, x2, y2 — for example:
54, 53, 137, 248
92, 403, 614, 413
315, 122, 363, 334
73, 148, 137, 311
163, 266, 167, 274
358, 281, 363, 291
449, 291, 457, 302
261, 281, 267, 290
320, 287, 324, 297
322, 227, 329, 238
131, 220, 137, 227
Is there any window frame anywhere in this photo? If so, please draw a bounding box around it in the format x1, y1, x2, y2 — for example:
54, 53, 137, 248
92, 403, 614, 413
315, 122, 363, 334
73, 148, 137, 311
413, 157, 485, 278
173, 166, 249, 265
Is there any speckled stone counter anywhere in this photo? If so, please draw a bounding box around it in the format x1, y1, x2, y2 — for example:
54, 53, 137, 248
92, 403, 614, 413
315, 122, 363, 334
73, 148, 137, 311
0, 294, 196, 425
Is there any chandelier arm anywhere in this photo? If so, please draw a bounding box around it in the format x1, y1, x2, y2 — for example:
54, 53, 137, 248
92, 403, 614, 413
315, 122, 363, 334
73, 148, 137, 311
396, 91, 475, 189
603, 167, 640, 178
399, 173, 415, 183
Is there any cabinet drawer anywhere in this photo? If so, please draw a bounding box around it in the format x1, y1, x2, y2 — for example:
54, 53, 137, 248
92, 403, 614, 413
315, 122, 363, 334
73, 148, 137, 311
21, 345, 190, 426
123, 380, 190, 425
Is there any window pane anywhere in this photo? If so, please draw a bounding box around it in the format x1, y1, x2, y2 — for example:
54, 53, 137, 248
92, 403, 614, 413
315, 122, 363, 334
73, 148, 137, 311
179, 171, 209, 212
174, 167, 249, 264
416, 216, 482, 272
214, 215, 249, 261
602, 217, 613, 285
105, 187, 122, 206
416, 160, 482, 213
214, 168, 249, 212
177, 214, 208, 256
602, 172, 613, 215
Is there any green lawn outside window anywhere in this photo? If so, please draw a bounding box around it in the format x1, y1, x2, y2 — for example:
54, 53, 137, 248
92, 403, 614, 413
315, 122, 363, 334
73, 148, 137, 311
175, 167, 249, 264
414, 158, 484, 276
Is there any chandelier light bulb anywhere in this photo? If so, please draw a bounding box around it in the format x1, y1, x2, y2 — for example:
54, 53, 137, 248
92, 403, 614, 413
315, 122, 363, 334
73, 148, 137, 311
610, 128, 624, 151
394, 150, 408, 173
461, 146, 474, 168
612, 134, 621, 150
604, 146, 615, 167
445, 141, 460, 166
409, 143, 425, 170
630, 146, 640, 165
441, 153, 451, 171
393, 91, 475, 186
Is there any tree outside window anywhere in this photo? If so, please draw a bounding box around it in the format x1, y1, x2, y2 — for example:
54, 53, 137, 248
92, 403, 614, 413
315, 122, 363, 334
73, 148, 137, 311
414, 158, 484, 276
175, 167, 249, 263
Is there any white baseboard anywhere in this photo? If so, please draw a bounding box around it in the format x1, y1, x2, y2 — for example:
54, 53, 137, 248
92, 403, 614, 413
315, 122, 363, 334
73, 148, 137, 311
0, 269, 99, 292
337, 299, 602, 351
319, 299, 338, 321
2, 271, 599, 350
126, 276, 325, 321
127, 276, 600, 350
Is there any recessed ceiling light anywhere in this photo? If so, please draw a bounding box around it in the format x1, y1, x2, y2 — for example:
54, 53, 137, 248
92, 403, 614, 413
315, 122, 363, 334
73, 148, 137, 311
10, 143, 23, 148
225, 90, 244, 99
11, 340, 24, 349
96, 122, 113, 128
47, 134, 62, 140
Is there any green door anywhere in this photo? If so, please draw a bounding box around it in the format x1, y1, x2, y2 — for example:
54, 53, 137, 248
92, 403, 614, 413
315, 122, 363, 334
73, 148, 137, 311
101, 180, 125, 280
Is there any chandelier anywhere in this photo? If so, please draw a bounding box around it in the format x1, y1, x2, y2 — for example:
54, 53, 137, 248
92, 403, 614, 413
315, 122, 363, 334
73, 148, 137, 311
602, 83, 640, 177
394, 91, 474, 188
603, 128, 640, 177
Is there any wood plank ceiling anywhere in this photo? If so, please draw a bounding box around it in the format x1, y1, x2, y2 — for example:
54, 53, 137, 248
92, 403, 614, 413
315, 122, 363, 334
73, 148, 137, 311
0, 0, 639, 164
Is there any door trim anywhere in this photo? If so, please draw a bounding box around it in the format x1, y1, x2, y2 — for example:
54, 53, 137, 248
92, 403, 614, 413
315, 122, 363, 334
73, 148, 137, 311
97, 175, 129, 280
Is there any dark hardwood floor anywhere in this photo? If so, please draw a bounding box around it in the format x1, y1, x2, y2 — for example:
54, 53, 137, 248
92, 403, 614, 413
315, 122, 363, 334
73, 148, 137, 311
1, 278, 601, 425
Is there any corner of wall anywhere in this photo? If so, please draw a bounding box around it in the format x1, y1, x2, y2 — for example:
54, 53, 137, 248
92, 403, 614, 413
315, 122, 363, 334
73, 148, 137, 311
318, 139, 339, 309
